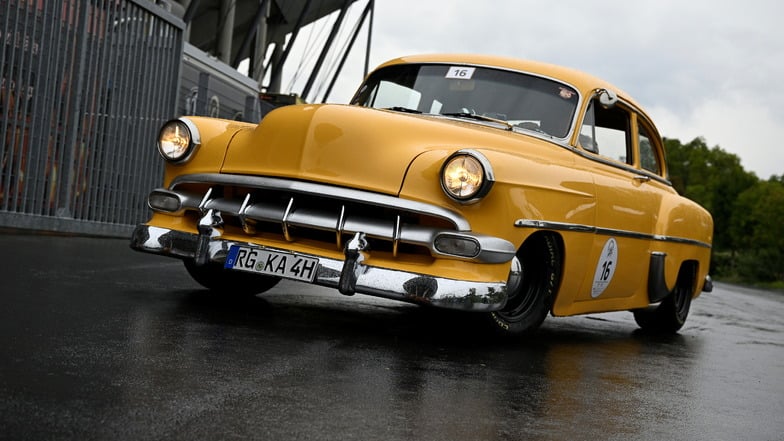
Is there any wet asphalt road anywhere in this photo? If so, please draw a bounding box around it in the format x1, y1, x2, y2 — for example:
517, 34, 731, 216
0, 233, 782, 441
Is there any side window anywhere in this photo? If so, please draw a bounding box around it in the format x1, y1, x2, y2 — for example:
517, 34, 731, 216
638, 122, 662, 175
579, 99, 632, 165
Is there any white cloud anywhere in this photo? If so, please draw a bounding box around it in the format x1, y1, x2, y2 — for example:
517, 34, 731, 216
317, 0, 784, 178
650, 95, 783, 179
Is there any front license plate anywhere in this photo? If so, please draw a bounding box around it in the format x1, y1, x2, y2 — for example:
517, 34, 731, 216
224, 245, 318, 282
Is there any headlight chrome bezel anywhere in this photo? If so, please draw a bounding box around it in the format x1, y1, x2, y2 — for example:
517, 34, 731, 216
440, 149, 495, 204
157, 117, 201, 164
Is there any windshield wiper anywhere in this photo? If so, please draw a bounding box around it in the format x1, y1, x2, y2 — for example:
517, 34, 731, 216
440, 112, 513, 131
384, 106, 422, 114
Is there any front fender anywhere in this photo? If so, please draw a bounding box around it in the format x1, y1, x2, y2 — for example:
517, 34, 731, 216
162, 116, 253, 187
399, 146, 599, 310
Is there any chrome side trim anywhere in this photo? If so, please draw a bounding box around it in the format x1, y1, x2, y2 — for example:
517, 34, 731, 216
130, 225, 508, 312
650, 234, 712, 248
514, 219, 712, 249
515, 219, 595, 233
169, 173, 471, 231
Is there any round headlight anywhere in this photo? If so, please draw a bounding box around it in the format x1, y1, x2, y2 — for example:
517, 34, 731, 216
157, 119, 199, 163
441, 150, 494, 202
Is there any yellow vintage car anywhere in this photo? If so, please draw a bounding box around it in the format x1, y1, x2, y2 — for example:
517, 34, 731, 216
131, 54, 713, 335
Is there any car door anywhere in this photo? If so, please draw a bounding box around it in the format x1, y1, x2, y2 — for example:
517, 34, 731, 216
575, 98, 661, 302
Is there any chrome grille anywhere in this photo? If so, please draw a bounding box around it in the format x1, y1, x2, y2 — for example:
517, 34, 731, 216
153, 173, 470, 257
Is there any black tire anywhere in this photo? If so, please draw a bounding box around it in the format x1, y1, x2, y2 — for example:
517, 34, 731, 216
183, 259, 281, 295
488, 234, 562, 335
633, 265, 695, 333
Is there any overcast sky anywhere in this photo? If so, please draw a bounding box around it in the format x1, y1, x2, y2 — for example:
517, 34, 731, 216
288, 0, 783, 179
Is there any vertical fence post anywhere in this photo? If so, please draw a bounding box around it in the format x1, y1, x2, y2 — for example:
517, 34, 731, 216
57, 1, 90, 218
0, 0, 185, 236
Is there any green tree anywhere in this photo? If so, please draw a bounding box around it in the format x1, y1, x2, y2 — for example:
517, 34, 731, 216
664, 137, 759, 277
730, 180, 784, 282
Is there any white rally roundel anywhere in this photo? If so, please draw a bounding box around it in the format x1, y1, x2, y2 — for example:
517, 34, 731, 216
591, 238, 618, 298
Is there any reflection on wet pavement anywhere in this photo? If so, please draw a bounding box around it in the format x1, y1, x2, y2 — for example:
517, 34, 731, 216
0, 234, 781, 440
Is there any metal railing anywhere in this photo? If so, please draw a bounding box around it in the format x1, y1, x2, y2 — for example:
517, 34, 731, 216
1, 0, 184, 236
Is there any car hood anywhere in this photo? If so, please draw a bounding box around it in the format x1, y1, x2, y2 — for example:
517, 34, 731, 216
221, 104, 527, 195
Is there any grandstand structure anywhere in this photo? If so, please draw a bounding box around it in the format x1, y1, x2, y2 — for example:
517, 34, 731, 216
0, 0, 374, 236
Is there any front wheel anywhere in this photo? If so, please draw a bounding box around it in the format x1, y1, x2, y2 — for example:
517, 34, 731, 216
488, 234, 562, 335
183, 259, 281, 296
632, 265, 695, 333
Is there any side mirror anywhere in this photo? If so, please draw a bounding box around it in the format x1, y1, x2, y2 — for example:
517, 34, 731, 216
598, 88, 618, 108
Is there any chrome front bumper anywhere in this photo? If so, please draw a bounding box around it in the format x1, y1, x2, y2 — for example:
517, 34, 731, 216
130, 224, 509, 312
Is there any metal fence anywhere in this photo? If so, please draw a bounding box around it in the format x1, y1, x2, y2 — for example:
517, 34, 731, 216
0, 0, 184, 236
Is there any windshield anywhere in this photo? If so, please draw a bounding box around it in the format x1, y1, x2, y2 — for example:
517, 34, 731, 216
351, 64, 579, 138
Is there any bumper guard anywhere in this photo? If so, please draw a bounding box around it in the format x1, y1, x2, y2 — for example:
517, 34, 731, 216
130, 224, 509, 312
